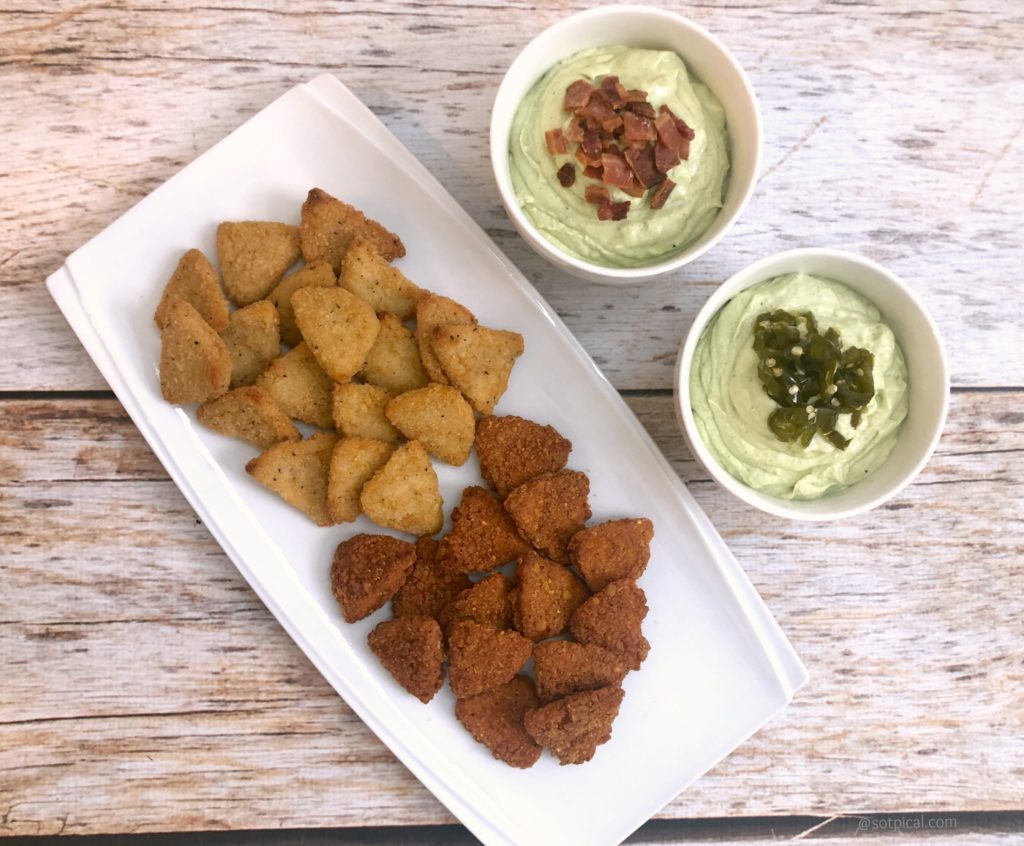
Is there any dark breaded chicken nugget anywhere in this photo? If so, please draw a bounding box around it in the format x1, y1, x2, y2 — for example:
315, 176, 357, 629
568, 517, 655, 592
569, 579, 650, 671
330, 534, 416, 623
475, 415, 572, 498
503, 470, 591, 563
513, 552, 589, 641
438, 573, 515, 636
533, 641, 629, 703
438, 486, 531, 573
455, 675, 542, 769
368, 616, 445, 704
448, 620, 531, 698
392, 537, 472, 620
523, 685, 625, 765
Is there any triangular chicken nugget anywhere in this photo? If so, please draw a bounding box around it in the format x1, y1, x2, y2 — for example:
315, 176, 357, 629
362, 313, 429, 396
392, 537, 472, 620
292, 286, 380, 382
532, 641, 628, 703
217, 221, 301, 306
256, 342, 334, 428
340, 237, 422, 319
438, 573, 515, 635
455, 675, 543, 768
330, 533, 416, 623
325, 436, 394, 523
268, 260, 336, 348
438, 486, 530, 573
299, 187, 404, 274
503, 470, 591, 563
415, 293, 476, 385
431, 324, 524, 414
569, 579, 650, 671
220, 300, 281, 388
360, 440, 443, 536
475, 415, 572, 498
568, 518, 655, 592
513, 551, 589, 641
197, 386, 299, 448
447, 620, 531, 698
159, 300, 231, 404
368, 616, 445, 704
153, 248, 229, 331
385, 384, 474, 466
332, 382, 401, 443
245, 431, 337, 526
523, 685, 625, 765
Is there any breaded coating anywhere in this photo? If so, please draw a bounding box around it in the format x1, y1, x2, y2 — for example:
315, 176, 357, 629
330, 533, 416, 623
437, 486, 530, 573
447, 620, 532, 698
391, 537, 472, 620
568, 518, 655, 592
361, 312, 430, 395
532, 641, 628, 703
385, 384, 474, 465
299, 187, 405, 274
431, 324, 524, 415
245, 431, 337, 526
154, 248, 229, 331
333, 382, 401, 444
197, 386, 299, 449
455, 675, 542, 769
256, 342, 334, 428
220, 300, 281, 388
415, 292, 476, 385
513, 551, 589, 641
159, 300, 231, 404
292, 286, 380, 383
368, 616, 445, 704
569, 579, 650, 671
523, 685, 625, 765
325, 436, 394, 523
475, 415, 572, 498
360, 440, 443, 536
503, 470, 591, 563
268, 260, 336, 348
217, 221, 301, 306
340, 237, 422, 319
438, 573, 514, 635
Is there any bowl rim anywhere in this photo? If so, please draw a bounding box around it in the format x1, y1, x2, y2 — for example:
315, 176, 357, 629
489, 4, 763, 284
674, 247, 950, 520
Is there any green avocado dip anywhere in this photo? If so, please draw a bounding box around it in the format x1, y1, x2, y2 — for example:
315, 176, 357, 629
508, 46, 730, 268
690, 273, 909, 500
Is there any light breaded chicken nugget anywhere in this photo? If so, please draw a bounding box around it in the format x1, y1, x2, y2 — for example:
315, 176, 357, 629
325, 436, 394, 523
330, 533, 416, 623
362, 313, 430, 396
217, 221, 301, 306
220, 300, 280, 388
455, 675, 543, 769
385, 384, 474, 465
256, 342, 334, 428
292, 286, 380, 383
523, 685, 625, 765
532, 641, 628, 703
368, 616, 445, 704
474, 415, 572, 498
438, 573, 515, 636
153, 248, 229, 331
437, 486, 530, 573
197, 386, 299, 449
503, 470, 591, 563
268, 260, 336, 348
447, 620, 532, 698
415, 293, 476, 385
391, 537, 472, 620
513, 551, 589, 641
360, 440, 443, 536
159, 300, 231, 404
431, 324, 524, 415
569, 579, 650, 671
245, 431, 337, 526
332, 382, 401, 444
340, 237, 422, 319
568, 518, 655, 592
299, 187, 404, 274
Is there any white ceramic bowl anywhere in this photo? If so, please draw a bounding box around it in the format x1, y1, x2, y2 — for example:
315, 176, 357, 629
490, 5, 761, 284
675, 249, 949, 520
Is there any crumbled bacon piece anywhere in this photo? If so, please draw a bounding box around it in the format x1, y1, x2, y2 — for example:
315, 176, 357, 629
583, 165, 603, 179
585, 184, 610, 205
627, 101, 656, 118
565, 116, 584, 143
557, 162, 576, 187
622, 111, 657, 143
580, 128, 602, 159
545, 127, 568, 155
600, 152, 633, 188
649, 178, 676, 210
655, 111, 689, 159
610, 201, 631, 221
563, 80, 594, 111
624, 145, 662, 189
654, 139, 680, 174
596, 200, 613, 221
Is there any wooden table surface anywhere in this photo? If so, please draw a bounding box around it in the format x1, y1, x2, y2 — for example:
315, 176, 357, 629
2, 0, 1022, 842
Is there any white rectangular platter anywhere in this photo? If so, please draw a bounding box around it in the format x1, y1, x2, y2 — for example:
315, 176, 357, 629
47, 74, 808, 846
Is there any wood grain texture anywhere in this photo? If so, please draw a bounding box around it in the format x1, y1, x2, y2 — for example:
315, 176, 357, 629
1, 393, 1021, 835
1, 0, 1022, 392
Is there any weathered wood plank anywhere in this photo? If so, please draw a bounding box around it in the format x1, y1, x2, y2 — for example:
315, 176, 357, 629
0, 393, 1021, 835
1, 1, 1022, 392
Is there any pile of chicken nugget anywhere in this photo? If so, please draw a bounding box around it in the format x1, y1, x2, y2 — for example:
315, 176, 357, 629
154, 187, 655, 768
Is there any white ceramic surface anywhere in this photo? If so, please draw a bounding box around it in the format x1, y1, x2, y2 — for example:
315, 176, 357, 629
490, 4, 762, 284
676, 248, 949, 521
47, 74, 806, 846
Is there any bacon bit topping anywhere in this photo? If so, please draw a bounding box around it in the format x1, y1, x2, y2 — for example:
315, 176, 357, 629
545, 127, 569, 156
563, 80, 595, 111
600, 152, 633, 188
596, 200, 613, 221
585, 183, 610, 205
623, 145, 663, 189
557, 162, 576, 187
654, 139, 680, 174
649, 178, 676, 210
583, 164, 603, 179
610, 201, 631, 221
654, 111, 689, 160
